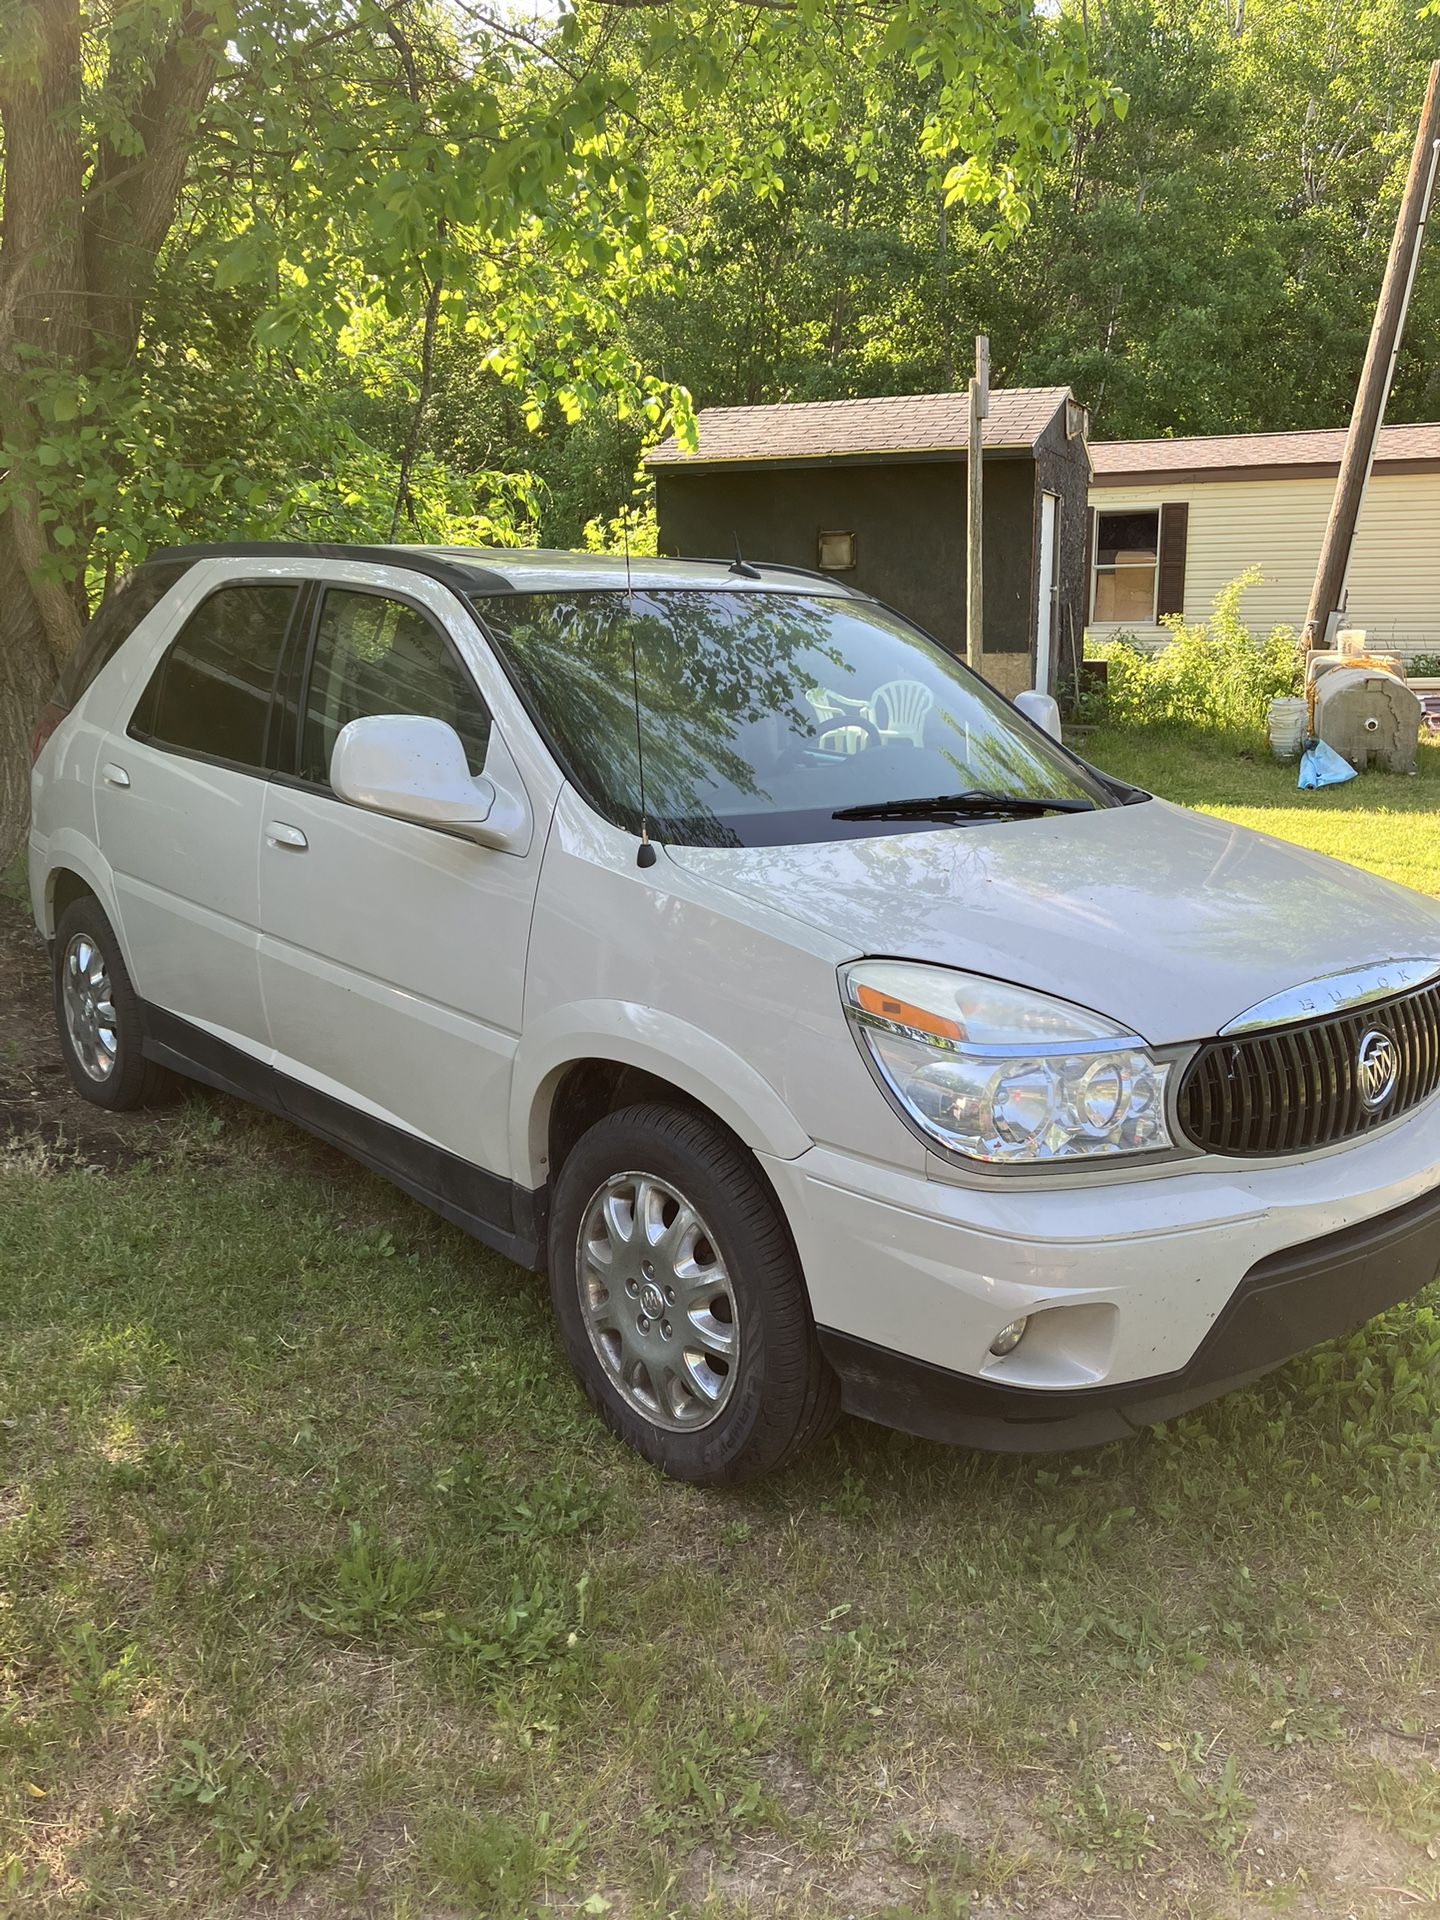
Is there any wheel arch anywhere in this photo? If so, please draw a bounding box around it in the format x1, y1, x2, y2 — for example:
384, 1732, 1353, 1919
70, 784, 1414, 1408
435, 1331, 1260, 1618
512, 1003, 813, 1192
50, 866, 95, 933
40, 842, 119, 943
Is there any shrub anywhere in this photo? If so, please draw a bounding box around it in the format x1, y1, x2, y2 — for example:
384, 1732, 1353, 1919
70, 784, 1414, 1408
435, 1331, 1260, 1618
1087, 568, 1302, 735
1408, 652, 1440, 678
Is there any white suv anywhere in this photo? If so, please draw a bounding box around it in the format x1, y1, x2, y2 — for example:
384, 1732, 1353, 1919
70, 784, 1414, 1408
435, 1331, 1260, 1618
28, 542, 1440, 1482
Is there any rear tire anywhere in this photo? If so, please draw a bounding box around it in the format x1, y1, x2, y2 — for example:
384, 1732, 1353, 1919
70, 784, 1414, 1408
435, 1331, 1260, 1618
547, 1102, 839, 1484
53, 896, 174, 1111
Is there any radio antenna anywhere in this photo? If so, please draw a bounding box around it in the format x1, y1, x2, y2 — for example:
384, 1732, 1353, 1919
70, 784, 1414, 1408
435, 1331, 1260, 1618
621, 502, 657, 869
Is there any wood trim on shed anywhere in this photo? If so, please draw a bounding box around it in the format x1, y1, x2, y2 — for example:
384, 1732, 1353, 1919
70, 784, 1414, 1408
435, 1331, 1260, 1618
649, 447, 1036, 474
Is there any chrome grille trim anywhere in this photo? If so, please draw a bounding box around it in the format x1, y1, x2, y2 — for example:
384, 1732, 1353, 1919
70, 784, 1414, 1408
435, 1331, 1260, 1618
1220, 959, 1440, 1036
1180, 976, 1440, 1157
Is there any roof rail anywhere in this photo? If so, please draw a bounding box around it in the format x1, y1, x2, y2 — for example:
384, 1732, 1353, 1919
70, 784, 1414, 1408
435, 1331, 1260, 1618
137, 540, 867, 600
138, 541, 518, 596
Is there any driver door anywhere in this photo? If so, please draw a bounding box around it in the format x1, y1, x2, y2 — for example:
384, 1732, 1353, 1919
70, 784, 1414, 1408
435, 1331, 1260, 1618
257, 578, 542, 1189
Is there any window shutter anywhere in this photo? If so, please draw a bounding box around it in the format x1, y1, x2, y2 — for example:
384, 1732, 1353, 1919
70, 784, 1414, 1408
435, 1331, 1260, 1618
1083, 507, 1096, 621
1156, 503, 1189, 619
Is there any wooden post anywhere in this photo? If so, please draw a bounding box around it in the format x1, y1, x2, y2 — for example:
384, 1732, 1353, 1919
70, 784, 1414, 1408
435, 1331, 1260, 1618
966, 334, 989, 670
1302, 61, 1440, 650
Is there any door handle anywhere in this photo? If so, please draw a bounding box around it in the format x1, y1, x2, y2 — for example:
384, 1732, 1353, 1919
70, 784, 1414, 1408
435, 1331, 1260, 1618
265, 821, 308, 851
101, 762, 130, 789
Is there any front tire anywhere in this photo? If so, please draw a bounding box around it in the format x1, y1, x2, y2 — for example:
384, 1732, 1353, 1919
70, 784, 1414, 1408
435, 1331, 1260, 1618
547, 1103, 839, 1484
53, 896, 173, 1111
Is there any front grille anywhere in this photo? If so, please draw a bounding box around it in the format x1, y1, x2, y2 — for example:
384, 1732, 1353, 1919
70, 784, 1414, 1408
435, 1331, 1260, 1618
1178, 978, 1440, 1157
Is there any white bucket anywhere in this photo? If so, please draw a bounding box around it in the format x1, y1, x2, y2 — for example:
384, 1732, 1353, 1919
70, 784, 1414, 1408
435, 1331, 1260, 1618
1268, 697, 1307, 760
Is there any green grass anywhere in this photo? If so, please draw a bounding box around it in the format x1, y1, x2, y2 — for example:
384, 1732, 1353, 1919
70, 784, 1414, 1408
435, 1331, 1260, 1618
4, 730, 1440, 1915
1087, 724, 1440, 896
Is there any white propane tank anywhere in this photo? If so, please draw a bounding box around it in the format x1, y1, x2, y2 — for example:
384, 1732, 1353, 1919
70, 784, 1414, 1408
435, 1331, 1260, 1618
1313, 666, 1421, 773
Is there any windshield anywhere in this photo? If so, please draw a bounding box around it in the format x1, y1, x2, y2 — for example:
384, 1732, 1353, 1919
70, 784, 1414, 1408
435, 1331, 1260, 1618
476, 588, 1113, 848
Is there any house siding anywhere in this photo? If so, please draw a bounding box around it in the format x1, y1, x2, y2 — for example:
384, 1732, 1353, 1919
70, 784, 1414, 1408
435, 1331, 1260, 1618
1086, 470, 1440, 657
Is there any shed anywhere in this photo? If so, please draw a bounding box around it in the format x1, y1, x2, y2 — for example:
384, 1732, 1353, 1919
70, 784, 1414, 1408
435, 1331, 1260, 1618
644, 387, 1092, 699
1087, 422, 1440, 659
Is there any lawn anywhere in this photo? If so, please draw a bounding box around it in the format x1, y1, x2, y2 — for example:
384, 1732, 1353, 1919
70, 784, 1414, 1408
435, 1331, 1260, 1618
4, 731, 1440, 1919
1086, 725, 1440, 897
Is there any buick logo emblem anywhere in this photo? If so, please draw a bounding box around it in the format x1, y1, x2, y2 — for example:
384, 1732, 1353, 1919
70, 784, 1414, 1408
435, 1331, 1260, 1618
1356, 1028, 1400, 1111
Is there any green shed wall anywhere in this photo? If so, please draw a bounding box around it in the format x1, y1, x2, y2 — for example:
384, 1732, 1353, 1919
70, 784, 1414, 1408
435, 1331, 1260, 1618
653, 455, 1038, 661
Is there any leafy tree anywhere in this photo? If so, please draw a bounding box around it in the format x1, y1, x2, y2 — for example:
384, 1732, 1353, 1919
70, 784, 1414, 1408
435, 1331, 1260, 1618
524, 0, 1438, 453
0, 0, 1107, 859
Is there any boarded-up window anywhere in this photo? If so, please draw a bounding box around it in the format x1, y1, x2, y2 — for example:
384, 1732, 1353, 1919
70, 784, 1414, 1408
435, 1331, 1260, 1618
1091, 509, 1158, 622
1156, 503, 1189, 619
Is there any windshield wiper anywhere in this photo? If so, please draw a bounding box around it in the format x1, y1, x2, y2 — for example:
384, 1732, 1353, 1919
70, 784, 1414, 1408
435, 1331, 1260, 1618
833, 790, 1096, 822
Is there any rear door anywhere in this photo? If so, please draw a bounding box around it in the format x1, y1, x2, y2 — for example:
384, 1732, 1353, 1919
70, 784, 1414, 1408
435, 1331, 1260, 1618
256, 568, 555, 1186
94, 567, 305, 1053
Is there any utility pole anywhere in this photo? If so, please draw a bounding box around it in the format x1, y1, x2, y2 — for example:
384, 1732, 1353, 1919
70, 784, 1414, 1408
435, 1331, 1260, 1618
966, 334, 989, 671
1302, 61, 1440, 651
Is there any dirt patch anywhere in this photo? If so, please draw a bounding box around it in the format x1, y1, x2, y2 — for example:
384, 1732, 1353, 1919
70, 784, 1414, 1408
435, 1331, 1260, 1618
0, 879, 168, 1169
0, 876, 396, 1198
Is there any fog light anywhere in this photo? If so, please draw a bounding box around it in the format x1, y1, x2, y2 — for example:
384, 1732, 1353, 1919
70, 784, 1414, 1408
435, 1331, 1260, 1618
989, 1316, 1030, 1357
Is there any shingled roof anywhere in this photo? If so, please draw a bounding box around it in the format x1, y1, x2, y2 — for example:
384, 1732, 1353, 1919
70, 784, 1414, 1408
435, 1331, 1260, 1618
1092, 421, 1440, 484
644, 387, 1074, 467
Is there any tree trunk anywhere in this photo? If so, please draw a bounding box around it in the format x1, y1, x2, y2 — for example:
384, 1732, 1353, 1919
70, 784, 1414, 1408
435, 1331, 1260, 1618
0, 518, 63, 869
0, 0, 221, 863
0, 0, 87, 863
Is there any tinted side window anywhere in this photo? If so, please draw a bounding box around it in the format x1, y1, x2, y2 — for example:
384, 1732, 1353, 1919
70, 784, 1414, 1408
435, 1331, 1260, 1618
300, 590, 490, 785
57, 561, 194, 706
130, 584, 298, 770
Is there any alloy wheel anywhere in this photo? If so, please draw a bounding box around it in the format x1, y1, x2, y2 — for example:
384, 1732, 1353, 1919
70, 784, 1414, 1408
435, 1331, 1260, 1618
576, 1170, 739, 1430
62, 934, 119, 1083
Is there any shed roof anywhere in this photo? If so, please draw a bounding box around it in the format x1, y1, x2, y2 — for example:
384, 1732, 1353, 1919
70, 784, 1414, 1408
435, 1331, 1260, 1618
1091, 421, 1440, 485
644, 387, 1074, 468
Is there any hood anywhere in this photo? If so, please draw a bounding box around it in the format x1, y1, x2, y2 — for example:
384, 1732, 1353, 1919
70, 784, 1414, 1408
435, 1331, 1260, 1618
665, 800, 1440, 1046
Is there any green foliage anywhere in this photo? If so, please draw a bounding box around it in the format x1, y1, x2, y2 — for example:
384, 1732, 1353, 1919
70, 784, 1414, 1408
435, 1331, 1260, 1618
1409, 654, 1440, 678
582, 498, 660, 559
166, 1740, 339, 1893
299, 1522, 440, 1640
55, 1619, 146, 1714
430, 1456, 609, 1538
795, 1619, 907, 1769
422, 1807, 586, 1917
1257, 1667, 1343, 1750
0, 0, 1112, 604
641, 1709, 775, 1855
534, 0, 1440, 477
1088, 570, 1302, 736
1041, 1769, 1157, 1871
442, 1572, 591, 1681
1167, 1751, 1253, 1861
1355, 1761, 1440, 1850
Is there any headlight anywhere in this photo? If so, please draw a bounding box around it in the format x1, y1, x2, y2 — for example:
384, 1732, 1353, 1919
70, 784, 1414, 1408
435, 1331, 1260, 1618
841, 961, 1174, 1167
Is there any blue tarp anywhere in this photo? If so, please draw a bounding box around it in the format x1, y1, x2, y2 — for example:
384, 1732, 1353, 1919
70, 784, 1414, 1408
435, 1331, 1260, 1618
1298, 739, 1359, 790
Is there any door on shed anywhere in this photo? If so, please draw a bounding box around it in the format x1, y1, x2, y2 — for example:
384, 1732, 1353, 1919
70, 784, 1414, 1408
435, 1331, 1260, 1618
1035, 492, 1060, 694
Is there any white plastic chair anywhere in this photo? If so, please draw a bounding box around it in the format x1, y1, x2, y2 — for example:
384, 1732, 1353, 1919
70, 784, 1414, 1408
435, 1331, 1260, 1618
818, 723, 870, 755
871, 679, 933, 747
807, 685, 870, 725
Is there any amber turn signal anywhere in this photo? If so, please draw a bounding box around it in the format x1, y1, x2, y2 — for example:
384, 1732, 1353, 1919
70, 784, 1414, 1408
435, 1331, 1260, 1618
853, 983, 962, 1041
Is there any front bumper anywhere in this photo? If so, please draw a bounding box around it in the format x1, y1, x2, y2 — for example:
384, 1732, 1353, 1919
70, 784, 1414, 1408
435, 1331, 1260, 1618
760, 1091, 1440, 1447
816, 1180, 1440, 1450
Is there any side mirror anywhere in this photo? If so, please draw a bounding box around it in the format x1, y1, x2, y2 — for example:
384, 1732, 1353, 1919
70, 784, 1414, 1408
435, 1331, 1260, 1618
330, 714, 528, 851
1015, 689, 1063, 742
